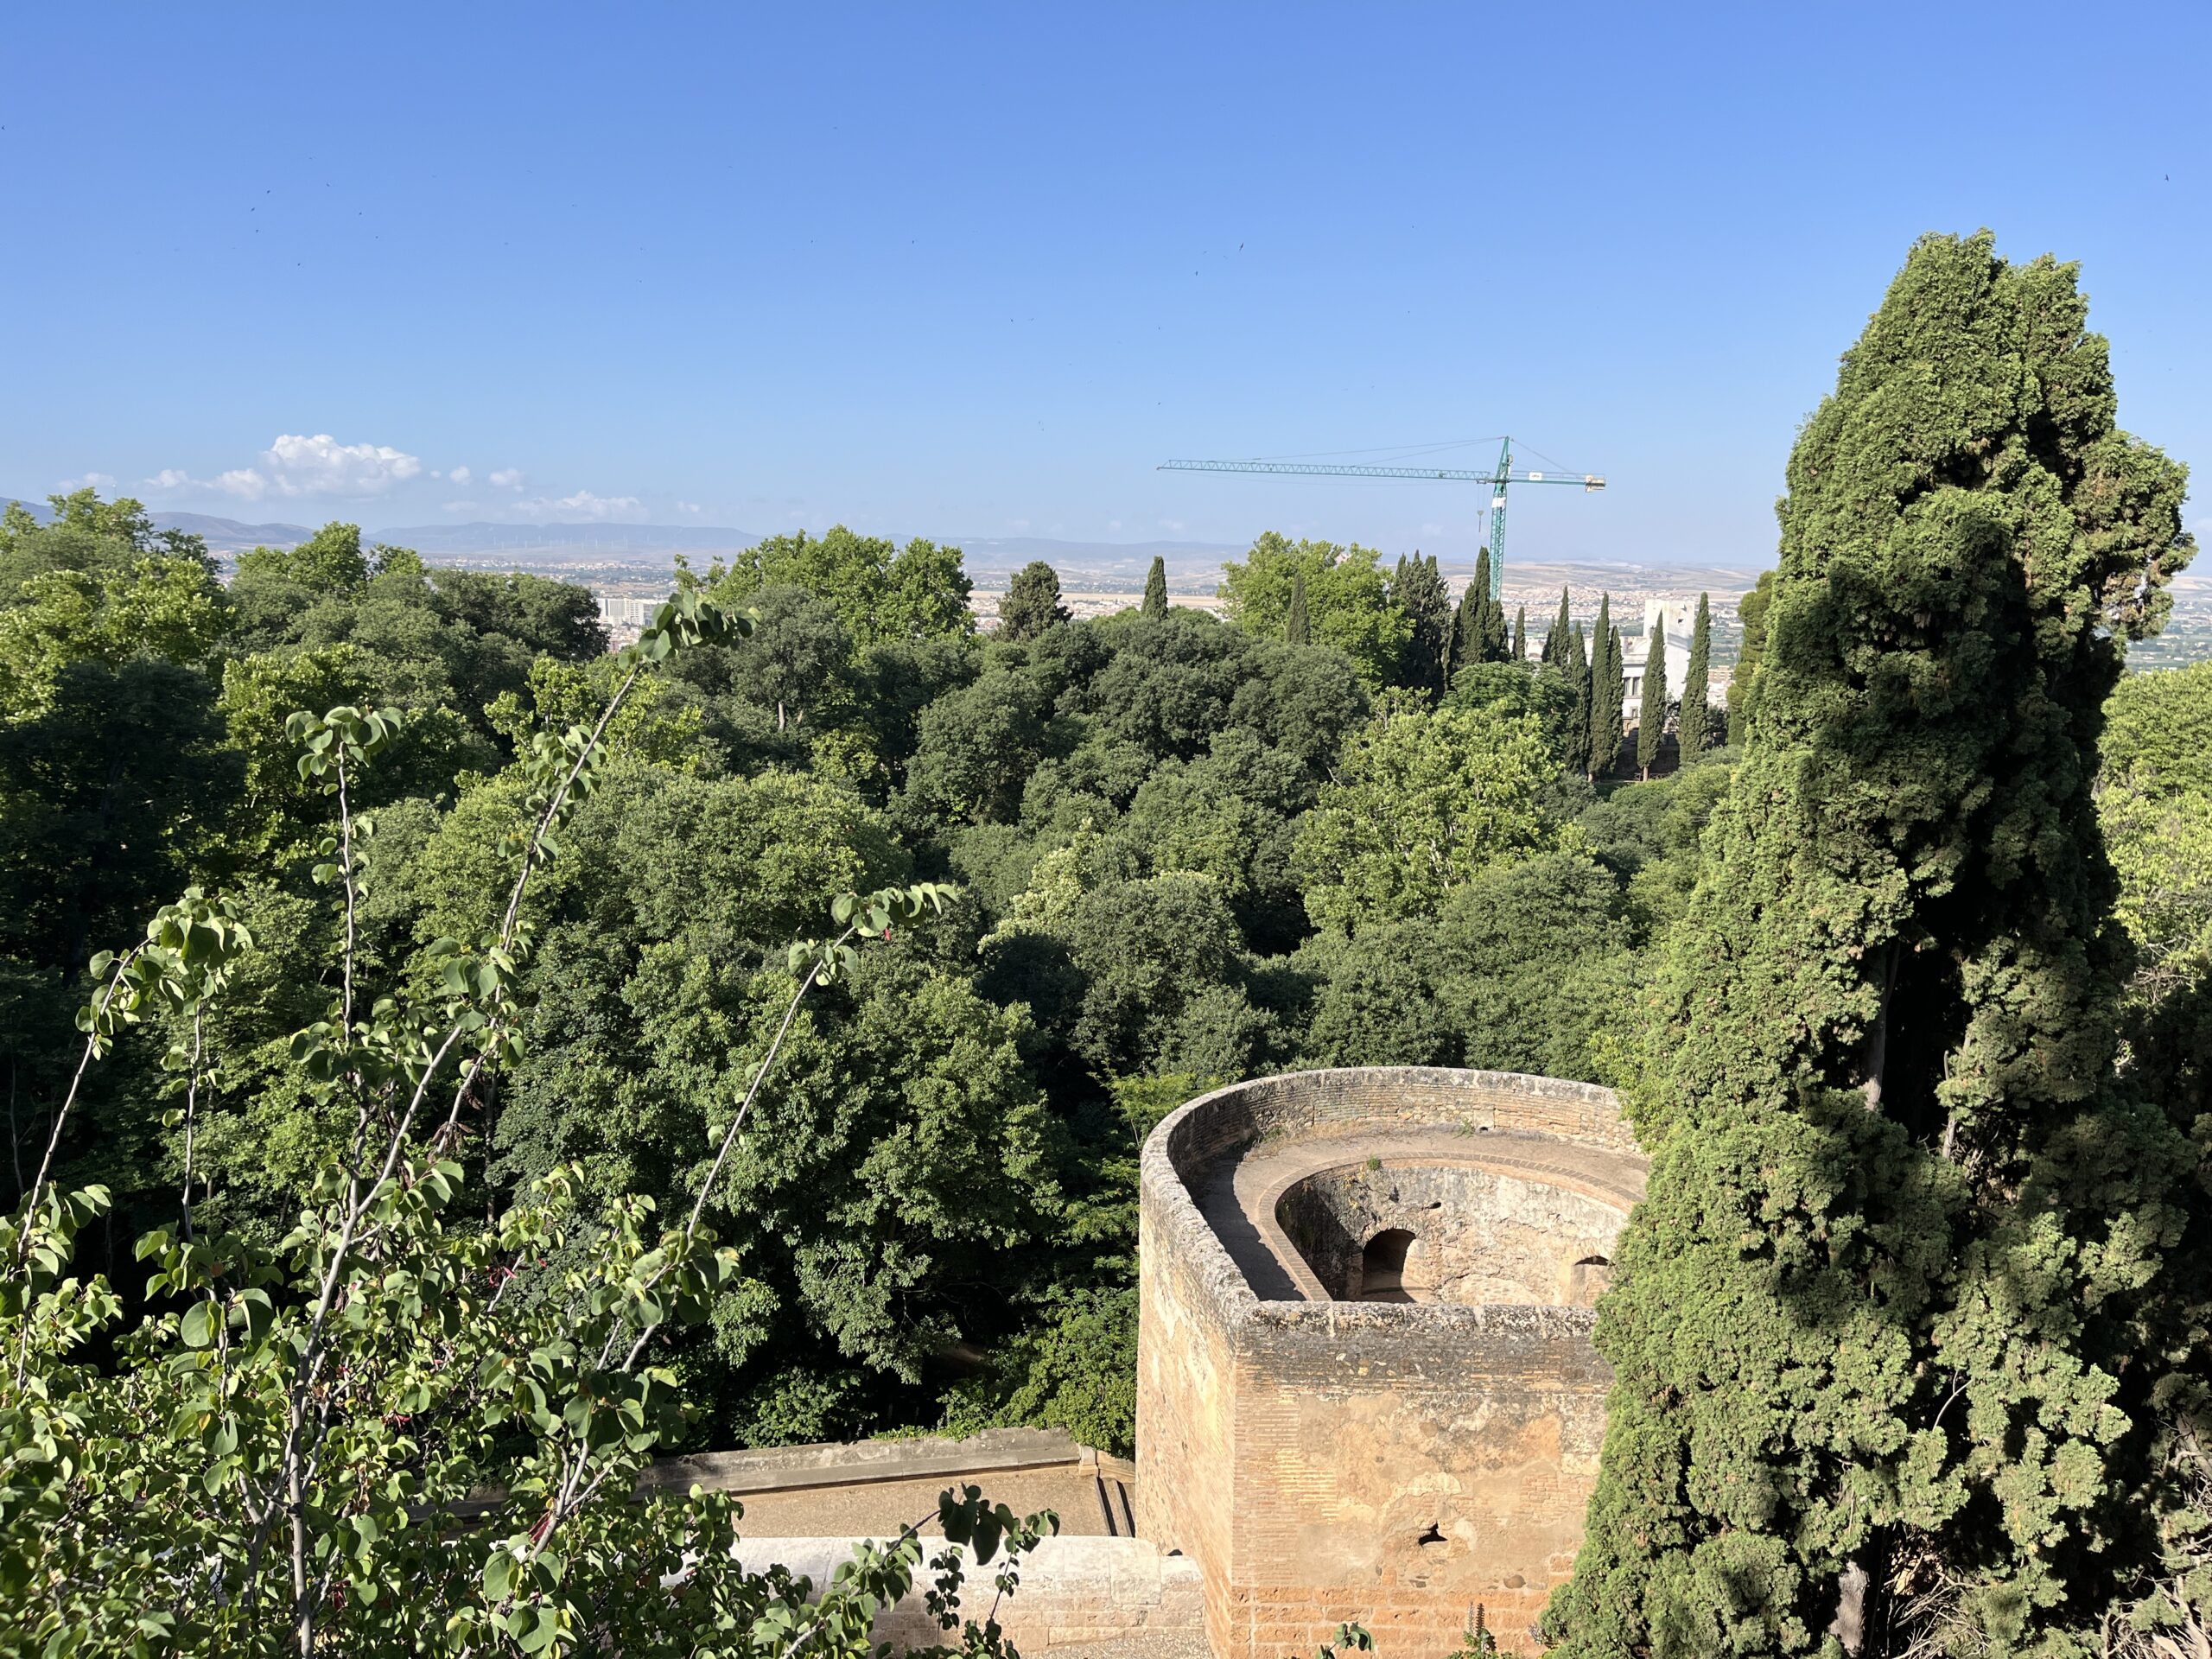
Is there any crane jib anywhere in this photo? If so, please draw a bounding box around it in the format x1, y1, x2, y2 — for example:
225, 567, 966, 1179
1157, 441, 1606, 601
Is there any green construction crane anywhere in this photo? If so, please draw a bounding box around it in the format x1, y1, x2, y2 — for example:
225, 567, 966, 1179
1158, 436, 1604, 599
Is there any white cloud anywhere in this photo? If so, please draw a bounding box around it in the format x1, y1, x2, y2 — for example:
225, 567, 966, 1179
676, 500, 702, 515
442, 499, 480, 514
261, 433, 421, 496
489, 468, 524, 489
56, 472, 118, 493
1156, 518, 1187, 532
211, 468, 272, 500
448, 465, 473, 486
1008, 518, 1031, 531
508, 490, 649, 524
144, 433, 423, 502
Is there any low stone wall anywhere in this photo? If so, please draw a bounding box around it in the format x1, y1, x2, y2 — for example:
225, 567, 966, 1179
734, 1536, 1205, 1654
1136, 1068, 1643, 1659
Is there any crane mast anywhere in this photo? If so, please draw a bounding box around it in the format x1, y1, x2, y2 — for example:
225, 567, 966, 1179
1159, 436, 1604, 600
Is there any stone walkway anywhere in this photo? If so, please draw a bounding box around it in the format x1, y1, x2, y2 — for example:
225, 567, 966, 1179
1190, 1125, 1648, 1304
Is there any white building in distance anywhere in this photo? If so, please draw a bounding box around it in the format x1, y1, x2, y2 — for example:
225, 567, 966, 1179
1621, 598, 1696, 715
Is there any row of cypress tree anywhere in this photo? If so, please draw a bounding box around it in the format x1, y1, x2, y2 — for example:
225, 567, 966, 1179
1534, 585, 1716, 779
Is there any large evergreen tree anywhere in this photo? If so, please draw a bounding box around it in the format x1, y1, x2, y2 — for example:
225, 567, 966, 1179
1586, 594, 1622, 777
1678, 591, 1713, 761
997, 560, 1070, 641
1547, 232, 2196, 1659
1393, 552, 1453, 693
1141, 555, 1168, 618
1512, 605, 1527, 665
1285, 568, 1310, 645
1459, 548, 1500, 670
1635, 621, 1667, 778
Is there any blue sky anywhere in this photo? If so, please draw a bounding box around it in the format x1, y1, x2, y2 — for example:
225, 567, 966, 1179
4, 3, 2205, 569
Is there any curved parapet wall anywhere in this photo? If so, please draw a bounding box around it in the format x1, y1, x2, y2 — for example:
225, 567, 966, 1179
1135, 1068, 1645, 1659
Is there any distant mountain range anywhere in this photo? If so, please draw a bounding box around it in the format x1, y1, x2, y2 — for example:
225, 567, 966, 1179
4, 499, 1770, 592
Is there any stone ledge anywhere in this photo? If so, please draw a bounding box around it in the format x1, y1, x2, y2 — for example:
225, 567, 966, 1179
639, 1426, 1085, 1498
728, 1536, 1205, 1653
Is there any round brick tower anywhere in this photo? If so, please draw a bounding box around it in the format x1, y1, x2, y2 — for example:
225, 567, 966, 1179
1135, 1067, 1646, 1659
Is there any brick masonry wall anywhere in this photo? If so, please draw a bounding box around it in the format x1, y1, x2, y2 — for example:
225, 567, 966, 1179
1136, 1069, 1643, 1659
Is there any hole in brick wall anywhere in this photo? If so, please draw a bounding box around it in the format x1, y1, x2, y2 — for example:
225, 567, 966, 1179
1417, 1524, 1446, 1548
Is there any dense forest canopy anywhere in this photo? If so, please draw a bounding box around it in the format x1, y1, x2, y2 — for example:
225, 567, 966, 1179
0, 493, 1731, 1459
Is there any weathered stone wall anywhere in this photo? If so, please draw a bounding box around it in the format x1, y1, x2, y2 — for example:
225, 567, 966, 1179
1276, 1163, 1622, 1305
1135, 1068, 1643, 1659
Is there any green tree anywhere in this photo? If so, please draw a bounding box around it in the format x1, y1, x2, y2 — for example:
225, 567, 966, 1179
1285, 567, 1311, 645
234, 522, 376, 593
1511, 605, 1527, 664
1585, 594, 1622, 777
1728, 569, 1776, 743
1566, 620, 1590, 758
1392, 553, 1453, 693
997, 560, 1070, 641
904, 668, 1055, 824
1292, 696, 1574, 931
715, 527, 975, 649
1634, 620, 1667, 778
1217, 531, 1409, 685
1449, 660, 1585, 778
1141, 554, 1168, 619
0, 489, 209, 591
1546, 231, 2198, 1659
1454, 549, 1495, 672
1541, 585, 1572, 665
1678, 591, 1713, 761
0, 556, 229, 719
1479, 558, 1510, 662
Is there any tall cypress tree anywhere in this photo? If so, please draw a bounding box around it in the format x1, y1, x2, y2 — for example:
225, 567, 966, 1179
1585, 594, 1621, 776
1542, 585, 1572, 665
1511, 605, 1527, 665
1284, 567, 1310, 645
1635, 619, 1667, 778
1464, 548, 1497, 665
1678, 591, 1713, 761
1451, 582, 1480, 677
1566, 620, 1590, 772
1141, 555, 1168, 618
1546, 233, 2196, 1659
1480, 572, 1510, 662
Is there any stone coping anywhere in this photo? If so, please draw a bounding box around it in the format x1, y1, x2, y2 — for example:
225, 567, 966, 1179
1141, 1067, 1643, 1338
639, 1426, 1085, 1498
